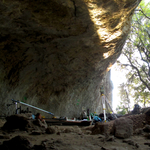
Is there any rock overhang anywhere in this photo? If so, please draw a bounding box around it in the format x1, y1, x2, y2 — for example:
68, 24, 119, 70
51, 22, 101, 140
0, 0, 141, 117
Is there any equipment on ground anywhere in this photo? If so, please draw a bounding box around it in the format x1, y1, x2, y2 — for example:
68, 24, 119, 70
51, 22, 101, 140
11, 99, 54, 116
100, 85, 117, 122
105, 95, 117, 119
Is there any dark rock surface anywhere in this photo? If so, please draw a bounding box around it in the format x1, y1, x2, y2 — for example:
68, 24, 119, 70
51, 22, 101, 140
0, 134, 10, 139
2, 135, 33, 150
114, 118, 133, 139
1, 114, 48, 135
143, 125, 150, 132
46, 126, 56, 134
2, 114, 34, 131
0, 0, 141, 117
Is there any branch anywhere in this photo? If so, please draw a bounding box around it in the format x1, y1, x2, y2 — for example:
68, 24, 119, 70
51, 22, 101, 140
141, 66, 150, 80
135, 9, 150, 20
137, 37, 150, 67
130, 26, 150, 77
131, 26, 150, 66
123, 53, 150, 91
137, 45, 149, 66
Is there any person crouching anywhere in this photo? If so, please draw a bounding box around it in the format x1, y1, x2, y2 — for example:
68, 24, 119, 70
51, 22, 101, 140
34, 113, 47, 128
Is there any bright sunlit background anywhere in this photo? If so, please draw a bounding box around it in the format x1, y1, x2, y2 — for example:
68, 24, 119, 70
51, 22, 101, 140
111, 0, 150, 112
111, 55, 139, 112
111, 56, 128, 112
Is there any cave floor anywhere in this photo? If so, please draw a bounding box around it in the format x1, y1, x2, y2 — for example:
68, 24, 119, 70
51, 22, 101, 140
0, 120, 150, 150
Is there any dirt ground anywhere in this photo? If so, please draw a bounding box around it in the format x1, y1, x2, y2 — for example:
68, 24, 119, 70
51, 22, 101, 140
1, 119, 150, 150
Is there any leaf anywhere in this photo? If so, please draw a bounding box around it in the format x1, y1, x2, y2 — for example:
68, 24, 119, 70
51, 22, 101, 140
116, 1, 150, 108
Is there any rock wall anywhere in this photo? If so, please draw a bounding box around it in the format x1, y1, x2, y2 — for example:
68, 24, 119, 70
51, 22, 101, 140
0, 0, 141, 117
101, 70, 113, 106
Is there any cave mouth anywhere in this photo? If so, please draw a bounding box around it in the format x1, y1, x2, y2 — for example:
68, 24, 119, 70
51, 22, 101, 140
0, 0, 141, 118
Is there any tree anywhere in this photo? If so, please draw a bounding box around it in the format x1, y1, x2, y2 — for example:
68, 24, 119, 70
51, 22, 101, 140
116, 1, 150, 107
116, 83, 131, 114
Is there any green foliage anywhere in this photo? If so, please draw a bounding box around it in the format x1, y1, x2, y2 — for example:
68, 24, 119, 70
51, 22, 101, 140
116, 83, 131, 114
116, 1, 150, 108
116, 105, 128, 115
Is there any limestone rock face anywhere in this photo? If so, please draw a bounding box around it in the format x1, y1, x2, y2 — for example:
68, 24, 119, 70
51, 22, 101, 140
0, 0, 141, 117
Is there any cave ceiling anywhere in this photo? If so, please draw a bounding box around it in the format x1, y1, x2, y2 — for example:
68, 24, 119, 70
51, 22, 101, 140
0, 0, 141, 117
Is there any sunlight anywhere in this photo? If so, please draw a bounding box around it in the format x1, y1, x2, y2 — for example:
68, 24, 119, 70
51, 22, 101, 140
111, 63, 127, 112
103, 52, 109, 59
85, 0, 132, 63
111, 55, 135, 112
84, 0, 148, 112
107, 63, 113, 72
145, 0, 150, 4
86, 3, 123, 43
97, 29, 122, 43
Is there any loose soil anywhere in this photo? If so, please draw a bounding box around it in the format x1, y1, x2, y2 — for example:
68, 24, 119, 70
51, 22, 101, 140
1, 119, 150, 150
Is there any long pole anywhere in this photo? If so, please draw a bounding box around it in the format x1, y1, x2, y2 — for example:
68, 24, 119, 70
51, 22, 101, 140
101, 94, 106, 122
105, 96, 117, 119
11, 99, 54, 116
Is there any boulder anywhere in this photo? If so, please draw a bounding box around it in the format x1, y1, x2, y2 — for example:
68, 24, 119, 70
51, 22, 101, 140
2, 135, 33, 150
46, 126, 56, 134
91, 121, 115, 135
2, 114, 34, 131
114, 118, 133, 139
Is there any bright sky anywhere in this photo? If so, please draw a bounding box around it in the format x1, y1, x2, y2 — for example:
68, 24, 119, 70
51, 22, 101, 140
111, 60, 127, 112
145, 0, 150, 4
111, 0, 150, 112
111, 57, 135, 112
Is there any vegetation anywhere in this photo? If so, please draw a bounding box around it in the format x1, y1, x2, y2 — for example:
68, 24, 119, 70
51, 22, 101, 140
116, 1, 150, 114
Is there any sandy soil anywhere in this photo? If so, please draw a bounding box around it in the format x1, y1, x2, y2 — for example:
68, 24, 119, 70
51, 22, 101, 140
0, 119, 150, 150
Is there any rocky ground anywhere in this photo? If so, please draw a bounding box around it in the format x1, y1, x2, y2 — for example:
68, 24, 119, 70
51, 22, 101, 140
1, 113, 150, 150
